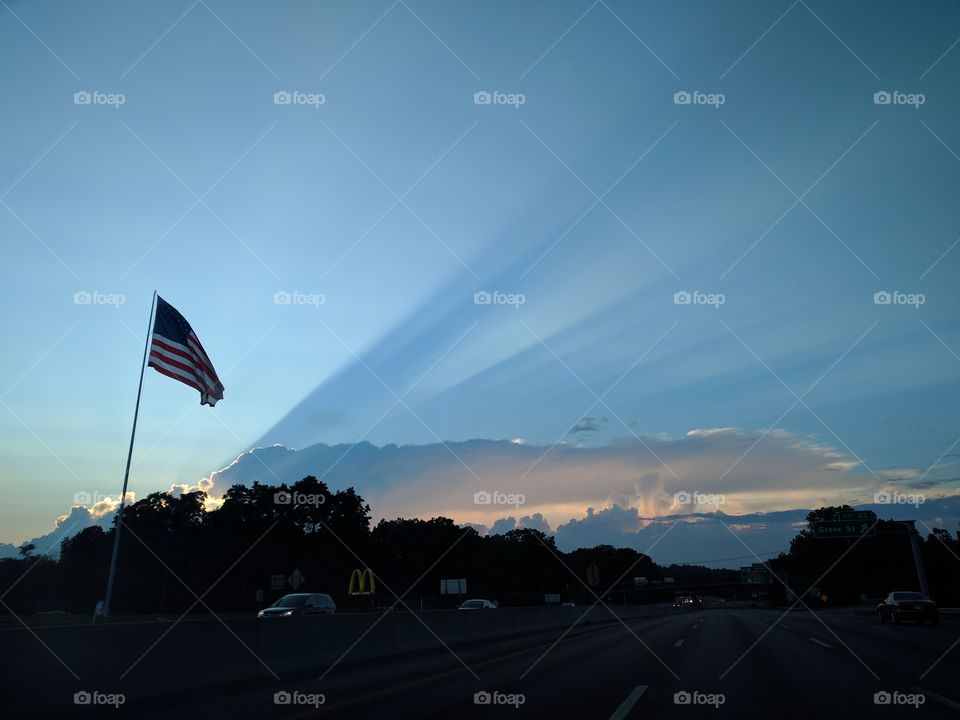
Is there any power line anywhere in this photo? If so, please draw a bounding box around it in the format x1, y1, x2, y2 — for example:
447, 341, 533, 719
668, 550, 783, 566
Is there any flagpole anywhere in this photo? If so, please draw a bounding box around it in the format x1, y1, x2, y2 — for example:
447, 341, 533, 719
101, 290, 157, 619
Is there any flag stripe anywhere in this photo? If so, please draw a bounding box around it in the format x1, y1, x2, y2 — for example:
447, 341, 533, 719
148, 358, 203, 394
150, 340, 219, 392
157, 331, 217, 382
151, 335, 194, 363
185, 334, 217, 379
149, 349, 210, 392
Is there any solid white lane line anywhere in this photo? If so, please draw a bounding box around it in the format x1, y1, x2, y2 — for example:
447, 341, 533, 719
808, 637, 832, 648
674, 638, 685, 647
780, 624, 790, 629
609, 685, 648, 720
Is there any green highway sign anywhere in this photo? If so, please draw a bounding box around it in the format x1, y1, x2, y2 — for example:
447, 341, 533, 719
740, 563, 774, 585
837, 510, 877, 522
812, 520, 876, 538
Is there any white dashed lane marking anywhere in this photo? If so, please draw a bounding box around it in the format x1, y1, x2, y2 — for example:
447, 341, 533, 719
609, 685, 648, 720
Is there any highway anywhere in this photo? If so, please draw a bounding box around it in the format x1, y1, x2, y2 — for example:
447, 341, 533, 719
125, 605, 959, 719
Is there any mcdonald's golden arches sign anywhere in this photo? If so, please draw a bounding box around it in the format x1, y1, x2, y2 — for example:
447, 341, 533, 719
348, 568, 375, 596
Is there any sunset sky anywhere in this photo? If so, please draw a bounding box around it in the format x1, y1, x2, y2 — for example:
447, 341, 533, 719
2, 0, 959, 560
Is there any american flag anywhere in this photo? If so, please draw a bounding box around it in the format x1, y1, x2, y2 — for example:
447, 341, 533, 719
148, 296, 224, 406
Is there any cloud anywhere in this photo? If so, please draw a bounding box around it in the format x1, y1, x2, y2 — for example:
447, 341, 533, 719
570, 417, 604, 434
878, 468, 922, 481
569, 417, 616, 435
0, 497, 129, 559
485, 512, 553, 535
550, 497, 960, 566
548, 503, 802, 565
190, 429, 956, 532
554, 504, 645, 547
907, 478, 956, 490
489, 517, 518, 535
519, 512, 551, 533
10, 430, 960, 565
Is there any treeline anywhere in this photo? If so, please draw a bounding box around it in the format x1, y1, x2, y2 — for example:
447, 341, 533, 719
0, 477, 713, 615
4, 489, 954, 617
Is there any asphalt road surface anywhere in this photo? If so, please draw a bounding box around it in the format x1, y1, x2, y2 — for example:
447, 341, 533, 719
118, 606, 959, 720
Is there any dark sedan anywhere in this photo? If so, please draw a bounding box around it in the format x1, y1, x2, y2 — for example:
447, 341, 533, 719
877, 591, 939, 624
257, 593, 336, 617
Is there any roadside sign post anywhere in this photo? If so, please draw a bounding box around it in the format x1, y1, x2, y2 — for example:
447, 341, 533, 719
440, 578, 467, 606
586, 565, 600, 588
288, 568, 306, 590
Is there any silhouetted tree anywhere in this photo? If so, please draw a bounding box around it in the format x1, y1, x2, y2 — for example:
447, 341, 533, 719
4, 495, 957, 616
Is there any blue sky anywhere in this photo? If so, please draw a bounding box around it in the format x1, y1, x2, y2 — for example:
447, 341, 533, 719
2, 1, 959, 554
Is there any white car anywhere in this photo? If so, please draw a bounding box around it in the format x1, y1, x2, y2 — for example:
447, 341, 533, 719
457, 599, 497, 610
